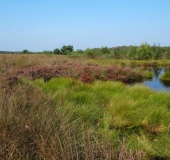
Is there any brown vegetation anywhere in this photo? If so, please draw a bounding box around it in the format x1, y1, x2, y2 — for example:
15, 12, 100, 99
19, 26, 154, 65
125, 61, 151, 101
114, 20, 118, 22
2, 62, 144, 88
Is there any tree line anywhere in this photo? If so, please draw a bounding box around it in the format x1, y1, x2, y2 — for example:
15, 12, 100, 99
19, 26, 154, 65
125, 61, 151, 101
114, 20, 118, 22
1, 43, 170, 60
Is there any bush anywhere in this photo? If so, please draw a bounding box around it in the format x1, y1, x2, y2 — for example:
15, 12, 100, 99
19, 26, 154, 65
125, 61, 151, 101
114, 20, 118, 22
22, 49, 29, 54
4, 63, 144, 84
101, 47, 110, 54
128, 46, 138, 60
53, 48, 61, 54
138, 43, 152, 60
60, 45, 74, 55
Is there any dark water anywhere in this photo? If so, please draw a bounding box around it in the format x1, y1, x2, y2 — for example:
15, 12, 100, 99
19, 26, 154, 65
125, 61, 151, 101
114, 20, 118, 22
143, 68, 170, 92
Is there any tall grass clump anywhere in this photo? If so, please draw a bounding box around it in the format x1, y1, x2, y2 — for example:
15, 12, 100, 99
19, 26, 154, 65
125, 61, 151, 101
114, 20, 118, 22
26, 77, 170, 159
143, 70, 153, 80
107, 84, 170, 158
160, 71, 170, 81
0, 80, 120, 159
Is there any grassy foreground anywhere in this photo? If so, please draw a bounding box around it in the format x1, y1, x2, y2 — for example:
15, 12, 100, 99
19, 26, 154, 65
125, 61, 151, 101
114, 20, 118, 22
1, 76, 170, 159
0, 54, 170, 159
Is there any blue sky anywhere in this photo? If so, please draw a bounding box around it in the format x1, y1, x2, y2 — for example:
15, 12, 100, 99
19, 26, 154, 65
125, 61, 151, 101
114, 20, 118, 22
0, 0, 170, 51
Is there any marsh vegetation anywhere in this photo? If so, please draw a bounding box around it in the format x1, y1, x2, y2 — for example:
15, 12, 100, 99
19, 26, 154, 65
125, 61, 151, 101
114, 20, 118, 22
0, 52, 170, 159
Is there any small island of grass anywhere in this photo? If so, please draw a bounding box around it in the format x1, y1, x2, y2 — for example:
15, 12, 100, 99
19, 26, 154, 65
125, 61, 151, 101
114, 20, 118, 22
160, 71, 170, 81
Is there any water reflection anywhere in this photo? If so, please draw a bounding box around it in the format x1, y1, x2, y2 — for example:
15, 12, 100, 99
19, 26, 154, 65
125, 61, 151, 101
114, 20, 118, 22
152, 68, 162, 80
160, 79, 170, 87
143, 68, 170, 91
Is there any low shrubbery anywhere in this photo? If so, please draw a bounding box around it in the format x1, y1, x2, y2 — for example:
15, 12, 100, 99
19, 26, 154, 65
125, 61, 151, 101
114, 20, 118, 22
3, 63, 144, 86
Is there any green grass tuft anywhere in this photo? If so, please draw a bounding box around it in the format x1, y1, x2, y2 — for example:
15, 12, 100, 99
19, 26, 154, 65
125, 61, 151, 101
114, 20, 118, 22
1, 76, 170, 159
160, 71, 170, 81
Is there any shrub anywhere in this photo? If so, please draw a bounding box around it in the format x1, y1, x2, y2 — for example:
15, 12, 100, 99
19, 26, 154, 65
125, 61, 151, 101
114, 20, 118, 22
138, 43, 152, 60
53, 48, 61, 54
3, 63, 145, 85
60, 45, 74, 55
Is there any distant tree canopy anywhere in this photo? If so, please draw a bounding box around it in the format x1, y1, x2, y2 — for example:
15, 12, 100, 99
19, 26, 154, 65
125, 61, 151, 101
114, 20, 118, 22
2, 43, 170, 60
53, 48, 61, 54
42, 50, 52, 54
101, 47, 110, 54
138, 43, 152, 60
128, 46, 138, 60
151, 43, 163, 60
61, 45, 74, 55
76, 49, 84, 54
53, 45, 74, 55
22, 50, 29, 54
127, 43, 169, 60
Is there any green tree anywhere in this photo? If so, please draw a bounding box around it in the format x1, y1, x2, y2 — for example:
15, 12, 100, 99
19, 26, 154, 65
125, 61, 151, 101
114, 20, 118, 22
61, 45, 74, 55
138, 43, 152, 60
151, 43, 163, 60
22, 49, 29, 54
53, 48, 61, 54
128, 46, 138, 59
165, 47, 170, 59
101, 47, 110, 54
85, 48, 94, 58
85, 48, 102, 58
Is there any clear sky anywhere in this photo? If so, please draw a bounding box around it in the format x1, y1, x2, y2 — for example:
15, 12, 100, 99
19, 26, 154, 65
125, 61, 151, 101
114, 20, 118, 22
0, 0, 170, 51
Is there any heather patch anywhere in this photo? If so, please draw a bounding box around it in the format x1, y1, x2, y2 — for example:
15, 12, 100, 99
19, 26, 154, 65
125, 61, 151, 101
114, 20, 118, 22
2, 63, 144, 87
